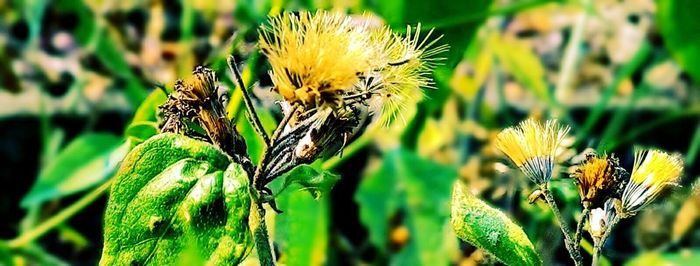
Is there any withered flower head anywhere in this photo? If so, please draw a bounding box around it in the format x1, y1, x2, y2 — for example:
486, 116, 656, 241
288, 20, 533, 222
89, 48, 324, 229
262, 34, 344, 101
620, 149, 683, 216
495, 119, 570, 184
160, 66, 249, 168
570, 152, 627, 207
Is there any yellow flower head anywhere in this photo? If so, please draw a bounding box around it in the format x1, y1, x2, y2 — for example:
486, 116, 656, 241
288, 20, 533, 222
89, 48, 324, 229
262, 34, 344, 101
495, 119, 570, 184
570, 153, 627, 207
621, 149, 683, 215
258, 11, 446, 125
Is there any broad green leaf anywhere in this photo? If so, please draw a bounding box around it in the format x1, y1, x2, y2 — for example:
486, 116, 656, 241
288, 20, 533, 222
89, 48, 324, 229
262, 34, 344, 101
355, 155, 400, 253
101, 133, 252, 265
625, 250, 700, 266
21, 133, 127, 207
451, 181, 541, 266
275, 191, 329, 266
278, 164, 340, 199
658, 0, 700, 84
356, 148, 457, 265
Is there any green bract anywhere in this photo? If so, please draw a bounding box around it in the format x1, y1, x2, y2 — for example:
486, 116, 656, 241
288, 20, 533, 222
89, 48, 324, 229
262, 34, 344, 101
100, 133, 253, 265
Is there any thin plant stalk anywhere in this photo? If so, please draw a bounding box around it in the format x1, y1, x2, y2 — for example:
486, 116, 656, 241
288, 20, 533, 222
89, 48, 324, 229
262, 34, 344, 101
592, 216, 620, 266
575, 204, 591, 251
541, 184, 583, 266
228, 55, 270, 146
8, 179, 113, 249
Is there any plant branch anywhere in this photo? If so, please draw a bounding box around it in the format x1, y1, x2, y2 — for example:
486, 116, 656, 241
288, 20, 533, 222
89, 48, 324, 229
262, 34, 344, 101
592, 215, 620, 266
249, 196, 275, 266
227, 55, 270, 146
7, 179, 113, 249
575, 204, 590, 251
541, 184, 582, 266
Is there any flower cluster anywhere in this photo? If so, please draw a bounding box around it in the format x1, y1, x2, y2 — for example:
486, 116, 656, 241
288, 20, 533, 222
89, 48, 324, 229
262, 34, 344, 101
257, 11, 446, 178
496, 118, 685, 247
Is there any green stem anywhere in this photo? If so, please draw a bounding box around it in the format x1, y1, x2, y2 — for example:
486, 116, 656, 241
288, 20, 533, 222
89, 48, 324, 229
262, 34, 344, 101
592, 216, 620, 266
249, 199, 275, 266
8, 179, 113, 249
541, 184, 582, 266
575, 205, 590, 250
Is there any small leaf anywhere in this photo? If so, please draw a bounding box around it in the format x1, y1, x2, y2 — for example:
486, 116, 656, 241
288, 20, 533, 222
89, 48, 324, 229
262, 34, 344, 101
21, 133, 126, 207
131, 89, 168, 125
101, 133, 252, 265
278, 164, 340, 199
451, 181, 541, 266
125, 122, 160, 147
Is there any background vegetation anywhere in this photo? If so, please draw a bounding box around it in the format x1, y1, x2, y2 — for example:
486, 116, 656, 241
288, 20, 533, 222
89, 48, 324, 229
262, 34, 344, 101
1, 0, 699, 265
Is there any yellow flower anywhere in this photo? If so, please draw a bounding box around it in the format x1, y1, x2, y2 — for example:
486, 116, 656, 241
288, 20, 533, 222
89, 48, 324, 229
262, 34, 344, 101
495, 119, 570, 184
620, 149, 683, 215
570, 153, 627, 207
258, 11, 446, 125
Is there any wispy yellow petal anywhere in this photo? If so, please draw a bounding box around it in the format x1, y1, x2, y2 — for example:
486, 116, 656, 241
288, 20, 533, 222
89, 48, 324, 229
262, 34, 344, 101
495, 119, 570, 184
621, 149, 683, 215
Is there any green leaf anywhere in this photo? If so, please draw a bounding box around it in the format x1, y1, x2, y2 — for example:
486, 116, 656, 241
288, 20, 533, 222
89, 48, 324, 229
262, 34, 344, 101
101, 133, 252, 265
126, 122, 160, 147
356, 149, 457, 265
131, 89, 168, 125
451, 181, 541, 266
355, 154, 400, 252
277, 164, 340, 200
492, 35, 550, 103
125, 89, 168, 146
658, 0, 700, 84
274, 191, 329, 266
625, 250, 700, 266
21, 133, 127, 207
0, 240, 12, 266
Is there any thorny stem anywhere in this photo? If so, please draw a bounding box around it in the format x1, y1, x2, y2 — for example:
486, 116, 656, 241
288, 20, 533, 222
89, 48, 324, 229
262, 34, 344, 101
575, 204, 590, 253
228, 55, 270, 146
592, 216, 620, 266
540, 184, 583, 266
7, 179, 113, 249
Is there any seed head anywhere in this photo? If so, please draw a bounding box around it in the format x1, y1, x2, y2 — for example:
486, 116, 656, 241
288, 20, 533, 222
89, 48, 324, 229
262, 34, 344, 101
495, 119, 570, 184
258, 10, 447, 125
620, 149, 683, 216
